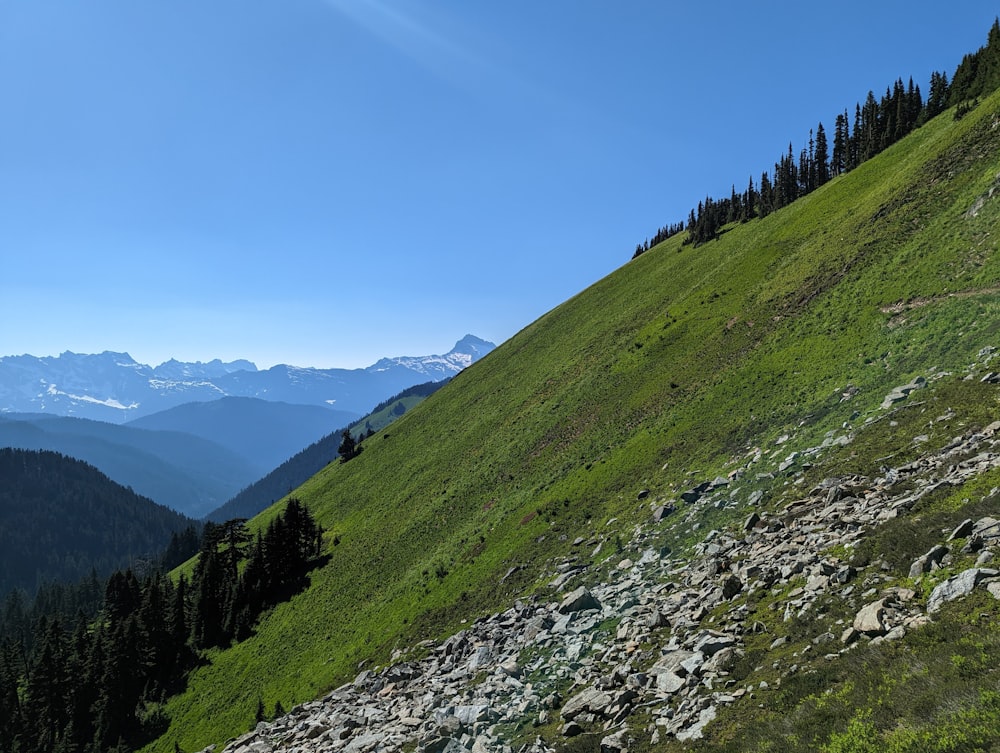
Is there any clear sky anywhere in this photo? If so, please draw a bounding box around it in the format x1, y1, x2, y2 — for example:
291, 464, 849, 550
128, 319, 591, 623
1, 2, 995, 368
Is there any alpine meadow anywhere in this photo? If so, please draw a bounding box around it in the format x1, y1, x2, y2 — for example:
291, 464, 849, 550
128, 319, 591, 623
4, 17, 1000, 753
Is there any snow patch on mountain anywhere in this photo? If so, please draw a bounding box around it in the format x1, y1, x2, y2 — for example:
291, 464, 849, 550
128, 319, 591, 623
44, 383, 139, 411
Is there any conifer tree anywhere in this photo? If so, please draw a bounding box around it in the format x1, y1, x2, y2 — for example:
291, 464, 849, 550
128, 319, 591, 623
927, 71, 951, 118
814, 122, 830, 187
338, 429, 362, 463
831, 111, 848, 176
103, 569, 141, 627
741, 175, 756, 222
190, 536, 227, 648
758, 172, 773, 218
859, 91, 880, 161
64, 615, 96, 751
0, 640, 23, 753
24, 618, 70, 751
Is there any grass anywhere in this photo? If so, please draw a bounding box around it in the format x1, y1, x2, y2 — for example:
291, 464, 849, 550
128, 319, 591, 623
148, 93, 1000, 752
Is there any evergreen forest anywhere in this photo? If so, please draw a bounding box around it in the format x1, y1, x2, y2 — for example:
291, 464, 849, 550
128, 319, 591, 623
0, 498, 323, 753
0, 449, 196, 596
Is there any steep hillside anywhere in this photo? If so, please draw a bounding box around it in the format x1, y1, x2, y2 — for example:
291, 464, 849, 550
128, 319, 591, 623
149, 90, 1000, 752
0, 448, 196, 596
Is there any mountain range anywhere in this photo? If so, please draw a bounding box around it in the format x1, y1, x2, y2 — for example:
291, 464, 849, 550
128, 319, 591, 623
126, 396, 357, 476
0, 337, 493, 518
0, 335, 495, 422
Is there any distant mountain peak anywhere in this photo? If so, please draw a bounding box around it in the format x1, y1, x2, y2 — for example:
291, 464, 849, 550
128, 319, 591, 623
56, 349, 139, 365
367, 336, 496, 378
451, 334, 494, 355
153, 357, 258, 380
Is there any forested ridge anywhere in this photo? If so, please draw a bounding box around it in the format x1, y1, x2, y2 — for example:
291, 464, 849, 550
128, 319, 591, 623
0, 499, 323, 753
633, 18, 1000, 255
0, 449, 196, 596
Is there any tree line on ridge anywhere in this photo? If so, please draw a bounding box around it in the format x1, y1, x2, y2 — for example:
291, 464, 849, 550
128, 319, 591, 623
632, 18, 1000, 256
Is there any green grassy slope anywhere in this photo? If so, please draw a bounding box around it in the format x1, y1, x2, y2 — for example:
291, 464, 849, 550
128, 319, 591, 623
152, 93, 1000, 752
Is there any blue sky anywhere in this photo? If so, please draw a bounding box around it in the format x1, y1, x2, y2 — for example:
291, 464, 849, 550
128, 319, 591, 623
1, 2, 995, 368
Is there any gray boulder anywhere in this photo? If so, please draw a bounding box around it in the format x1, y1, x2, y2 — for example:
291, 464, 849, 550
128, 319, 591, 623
927, 568, 1000, 613
676, 705, 717, 742
655, 671, 686, 694
948, 519, 975, 541
454, 705, 493, 727
881, 377, 926, 409
853, 599, 888, 635
908, 544, 949, 578
693, 631, 736, 657
561, 688, 612, 721
600, 730, 628, 753
559, 586, 602, 614
652, 503, 675, 522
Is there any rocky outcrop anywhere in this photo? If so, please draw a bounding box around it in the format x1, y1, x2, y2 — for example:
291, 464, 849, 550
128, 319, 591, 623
880, 376, 926, 409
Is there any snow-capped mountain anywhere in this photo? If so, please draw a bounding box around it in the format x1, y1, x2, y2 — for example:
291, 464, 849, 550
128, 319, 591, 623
0, 336, 495, 423
368, 334, 494, 377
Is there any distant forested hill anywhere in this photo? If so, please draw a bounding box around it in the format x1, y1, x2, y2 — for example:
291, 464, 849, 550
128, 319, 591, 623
126, 396, 358, 472
205, 380, 447, 522
0, 448, 197, 595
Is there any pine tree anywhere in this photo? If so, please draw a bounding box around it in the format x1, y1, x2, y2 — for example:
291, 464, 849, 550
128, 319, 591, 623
814, 122, 830, 187
103, 569, 141, 627
137, 573, 172, 693
2, 589, 30, 658
255, 697, 267, 724
741, 175, 756, 222
727, 185, 741, 224
66, 615, 96, 751
985, 17, 1000, 95
24, 617, 70, 751
190, 540, 227, 648
849, 103, 863, 170
859, 91, 879, 161
831, 111, 848, 176
337, 429, 362, 463
0, 640, 23, 753
758, 172, 773, 218
927, 70, 950, 118
219, 519, 252, 582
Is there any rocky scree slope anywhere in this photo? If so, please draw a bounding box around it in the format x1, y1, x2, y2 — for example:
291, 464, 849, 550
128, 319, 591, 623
209, 352, 1000, 753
